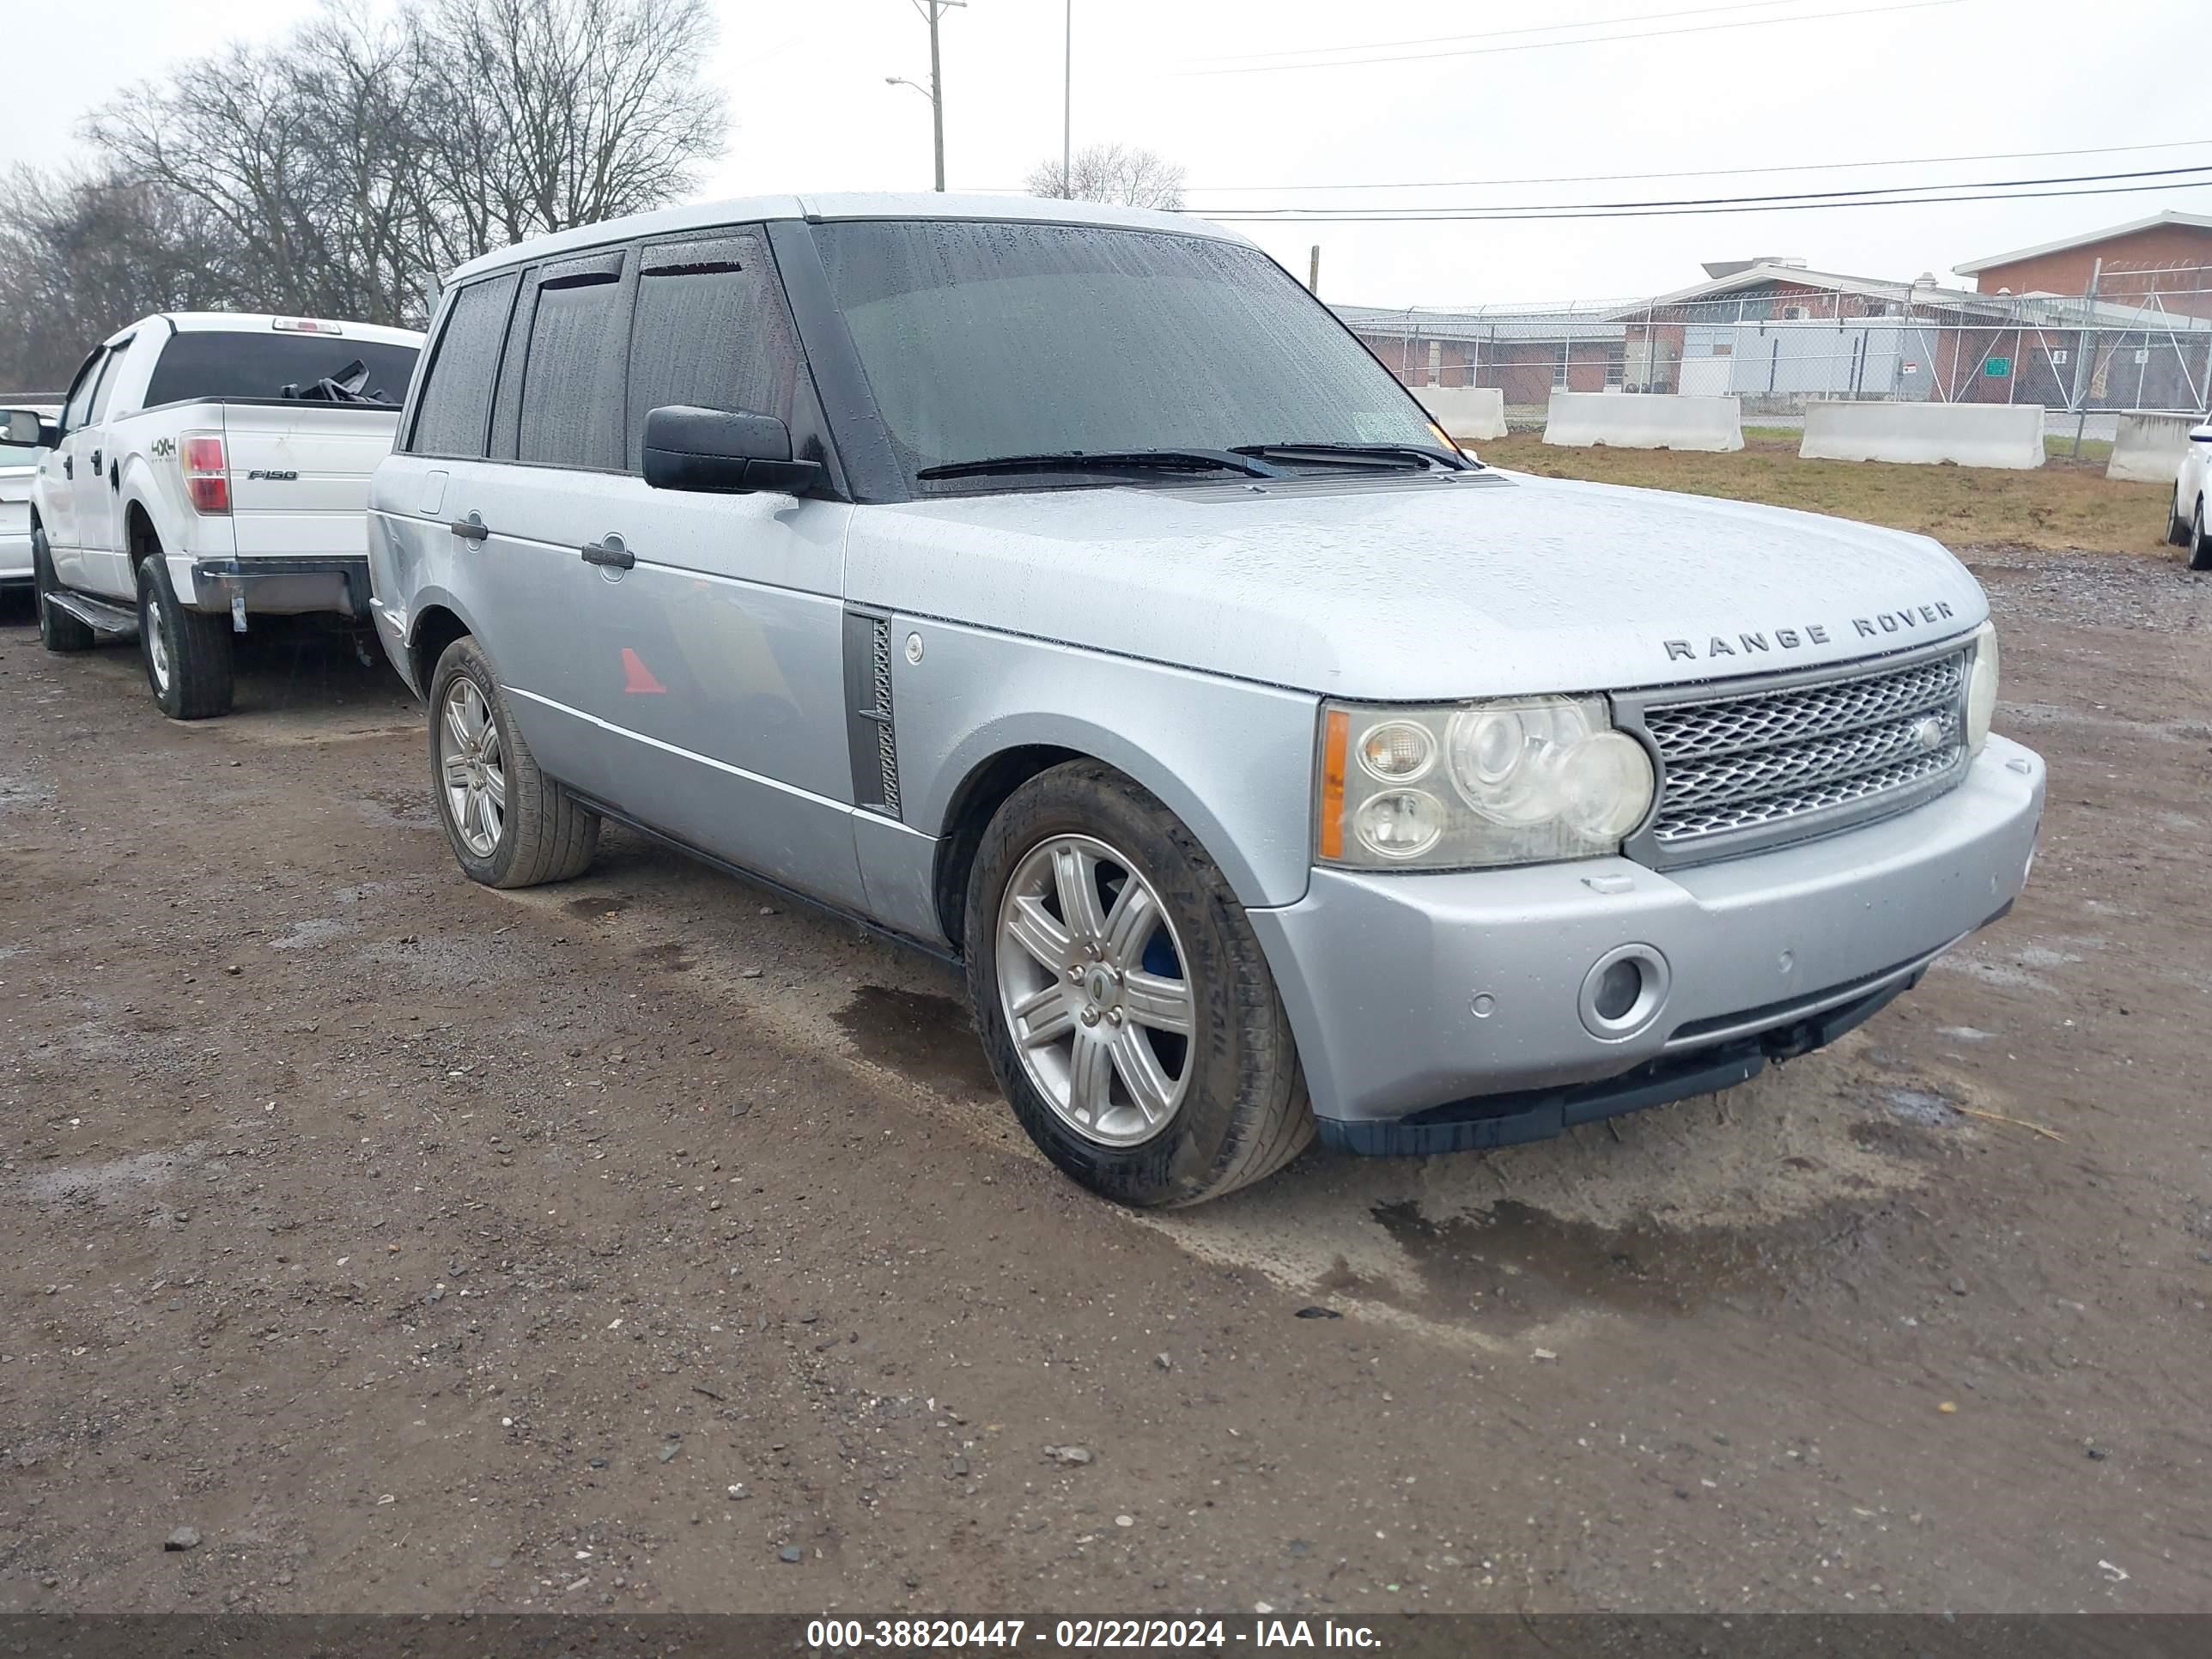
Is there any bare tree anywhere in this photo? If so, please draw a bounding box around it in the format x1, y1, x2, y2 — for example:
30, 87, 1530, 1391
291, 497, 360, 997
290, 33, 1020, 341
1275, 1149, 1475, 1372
1026, 143, 1187, 211
0, 166, 241, 391
71, 0, 726, 336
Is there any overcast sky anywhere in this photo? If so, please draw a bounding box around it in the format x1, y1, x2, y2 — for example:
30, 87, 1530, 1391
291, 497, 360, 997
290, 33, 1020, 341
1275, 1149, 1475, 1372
13, 0, 2210, 307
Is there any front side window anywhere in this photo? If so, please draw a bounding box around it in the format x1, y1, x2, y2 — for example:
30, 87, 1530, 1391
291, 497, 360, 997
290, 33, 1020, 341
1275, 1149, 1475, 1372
625, 230, 800, 471
516, 253, 630, 471
410, 274, 518, 458
811, 220, 1439, 488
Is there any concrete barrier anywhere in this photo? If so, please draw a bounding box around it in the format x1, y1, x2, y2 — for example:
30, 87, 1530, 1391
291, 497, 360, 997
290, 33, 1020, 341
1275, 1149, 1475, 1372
1543, 392, 1743, 452
1413, 385, 1508, 442
2106, 413, 2200, 483
1799, 402, 2044, 469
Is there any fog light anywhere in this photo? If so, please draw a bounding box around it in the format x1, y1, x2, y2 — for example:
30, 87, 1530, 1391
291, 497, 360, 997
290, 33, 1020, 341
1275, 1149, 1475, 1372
1578, 944, 1671, 1041
1593, 957, 1643, 1022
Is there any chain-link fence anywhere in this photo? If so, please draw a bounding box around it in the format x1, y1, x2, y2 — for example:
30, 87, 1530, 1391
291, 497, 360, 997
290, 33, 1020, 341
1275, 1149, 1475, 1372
1334, 266, 2212, 424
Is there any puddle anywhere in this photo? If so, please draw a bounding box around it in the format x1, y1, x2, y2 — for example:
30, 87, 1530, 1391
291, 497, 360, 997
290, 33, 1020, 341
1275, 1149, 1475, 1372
1348, 1198, 1790, 1324
833, 986, 999, 1099
635, 940, 696, 974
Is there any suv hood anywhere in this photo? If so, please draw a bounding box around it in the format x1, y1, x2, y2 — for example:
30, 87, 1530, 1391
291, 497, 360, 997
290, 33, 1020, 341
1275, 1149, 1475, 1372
844, 470, 1988, 701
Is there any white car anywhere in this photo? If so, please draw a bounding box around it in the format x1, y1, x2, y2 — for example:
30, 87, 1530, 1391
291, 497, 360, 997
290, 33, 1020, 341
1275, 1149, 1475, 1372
0, 404, 58, 591
2169, 421, 2212, 570
1, 313, 423, 719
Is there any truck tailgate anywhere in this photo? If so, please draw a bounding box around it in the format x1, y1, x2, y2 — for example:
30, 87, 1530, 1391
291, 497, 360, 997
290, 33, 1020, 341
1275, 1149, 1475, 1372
219, 404, 402, 561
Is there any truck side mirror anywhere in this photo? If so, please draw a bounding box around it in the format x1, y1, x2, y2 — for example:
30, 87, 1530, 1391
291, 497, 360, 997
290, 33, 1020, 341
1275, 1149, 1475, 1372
641, 405, 823, 496
2, 409, 58, 449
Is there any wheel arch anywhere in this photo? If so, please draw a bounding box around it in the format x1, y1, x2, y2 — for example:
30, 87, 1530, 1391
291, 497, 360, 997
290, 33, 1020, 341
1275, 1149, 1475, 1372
404, 591, 480, 698
924, 708, 1310, 950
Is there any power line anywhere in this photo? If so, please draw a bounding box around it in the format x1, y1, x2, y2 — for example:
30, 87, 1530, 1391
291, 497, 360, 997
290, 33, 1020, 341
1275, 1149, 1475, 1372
1176, 0, 1969, 76
1199, 176, 2212, 225
1185, 0, 1861, 67
1179, 138, 2212, 195
1199, 163, 2212, 221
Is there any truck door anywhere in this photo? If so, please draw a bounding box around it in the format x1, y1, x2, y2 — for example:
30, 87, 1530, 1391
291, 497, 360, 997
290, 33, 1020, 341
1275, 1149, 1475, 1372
70, 335, 134, 595
41, 347, 110, 580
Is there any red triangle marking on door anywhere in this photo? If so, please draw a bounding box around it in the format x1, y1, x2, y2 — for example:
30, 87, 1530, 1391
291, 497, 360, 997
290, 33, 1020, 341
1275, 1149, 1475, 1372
621, 647, 668, 695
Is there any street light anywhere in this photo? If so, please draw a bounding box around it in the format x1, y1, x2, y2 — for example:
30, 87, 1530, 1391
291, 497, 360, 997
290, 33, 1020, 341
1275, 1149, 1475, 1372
888, 0, 965, 192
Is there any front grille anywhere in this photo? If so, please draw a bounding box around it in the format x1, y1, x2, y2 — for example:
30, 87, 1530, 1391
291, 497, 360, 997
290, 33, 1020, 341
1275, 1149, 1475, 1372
1628, 644, 1970, 865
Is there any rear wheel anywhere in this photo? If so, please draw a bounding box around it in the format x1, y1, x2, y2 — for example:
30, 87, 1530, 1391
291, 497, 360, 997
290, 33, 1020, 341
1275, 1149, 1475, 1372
33, 528, 94, 653
427, 635, 599, 889
2169, 489, 2193, 548
2193, 498, 2212, 573
137, 554, 234, 720
963, 761, 1313, 1207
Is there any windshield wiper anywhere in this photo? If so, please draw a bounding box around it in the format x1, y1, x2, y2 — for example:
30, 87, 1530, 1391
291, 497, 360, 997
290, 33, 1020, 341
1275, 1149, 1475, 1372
915, 447, 1279, 482
1231, 441, 1473, 471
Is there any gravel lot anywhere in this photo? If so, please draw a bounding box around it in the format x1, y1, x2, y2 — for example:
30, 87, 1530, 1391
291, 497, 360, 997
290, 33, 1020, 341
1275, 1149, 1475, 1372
2, 550, 2209, 1616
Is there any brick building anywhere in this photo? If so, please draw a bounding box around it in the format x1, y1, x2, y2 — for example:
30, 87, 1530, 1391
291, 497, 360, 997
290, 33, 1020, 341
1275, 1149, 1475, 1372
1954, 211, 2212, 316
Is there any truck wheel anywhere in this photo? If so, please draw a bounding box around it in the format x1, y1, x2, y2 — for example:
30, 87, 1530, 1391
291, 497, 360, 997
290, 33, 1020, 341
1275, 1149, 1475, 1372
2193, 499, 2212, 574
33, 528, 95, 653
428, 635, 599, 889
963, 760, 1314, 1207
2169, 490, 2194, 548
137, 555, 234, 720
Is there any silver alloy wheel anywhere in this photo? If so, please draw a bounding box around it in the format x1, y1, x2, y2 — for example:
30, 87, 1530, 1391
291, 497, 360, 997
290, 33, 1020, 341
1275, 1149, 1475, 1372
145, 600, 171, 692
995, 833, 1195, 1146
439, 678, 507, 859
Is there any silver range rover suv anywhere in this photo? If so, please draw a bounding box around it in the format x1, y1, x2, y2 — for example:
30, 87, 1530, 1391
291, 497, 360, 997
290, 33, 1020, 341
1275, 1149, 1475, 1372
366, 192, 2045, 1208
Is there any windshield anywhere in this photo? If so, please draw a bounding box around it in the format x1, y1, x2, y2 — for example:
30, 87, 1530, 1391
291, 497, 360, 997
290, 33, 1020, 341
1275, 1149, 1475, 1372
144, 331, 420, 408
812, 220, 1440, 489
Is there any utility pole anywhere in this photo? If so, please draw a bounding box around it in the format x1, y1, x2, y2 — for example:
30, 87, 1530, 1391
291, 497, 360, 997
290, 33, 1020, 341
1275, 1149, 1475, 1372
1307, 244, 1322, 296
1061, 1, 1073, 197
902, 0, 965, 192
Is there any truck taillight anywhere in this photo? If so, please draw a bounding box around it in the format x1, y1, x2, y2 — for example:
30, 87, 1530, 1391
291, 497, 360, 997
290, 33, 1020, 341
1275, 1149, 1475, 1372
181, 433, 228, 514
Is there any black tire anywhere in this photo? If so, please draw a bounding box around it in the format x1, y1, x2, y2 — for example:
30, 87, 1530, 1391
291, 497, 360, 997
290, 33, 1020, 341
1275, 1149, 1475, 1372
2193, 498, 2212, 573
963, 760, 1314, 1207
33, 527, 95, 653
427, 635, 599, 889
2169, 490, 2193, 548
137, 553, 234, 720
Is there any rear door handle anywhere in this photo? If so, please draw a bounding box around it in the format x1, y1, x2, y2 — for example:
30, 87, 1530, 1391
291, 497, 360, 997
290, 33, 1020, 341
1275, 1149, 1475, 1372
581, 534, 635, 570
89, 447, 102, 472
449, 513, 488, 543
63, 455, 73, 479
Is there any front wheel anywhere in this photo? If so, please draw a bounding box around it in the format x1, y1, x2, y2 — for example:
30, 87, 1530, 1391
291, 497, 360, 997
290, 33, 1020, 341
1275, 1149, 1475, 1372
427, 635, 599, 889
137, 554, 234, 720
2192, 499, 2212, 573
963, 761, 1313, 1207
33, 528, 94, 653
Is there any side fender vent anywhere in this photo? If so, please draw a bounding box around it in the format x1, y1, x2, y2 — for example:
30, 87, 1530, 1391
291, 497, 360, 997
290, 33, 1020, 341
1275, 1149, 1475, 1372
843, 609, 902, 819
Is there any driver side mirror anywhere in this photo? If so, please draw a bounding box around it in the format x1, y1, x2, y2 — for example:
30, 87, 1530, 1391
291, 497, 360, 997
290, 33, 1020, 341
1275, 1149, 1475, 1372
3, 409, 58, 450
641, 405, 823, 496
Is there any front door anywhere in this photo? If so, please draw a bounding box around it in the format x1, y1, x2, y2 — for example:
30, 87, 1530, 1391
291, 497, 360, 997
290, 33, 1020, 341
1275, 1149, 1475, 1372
465, 229, 864, 909
41, 347, 107, 583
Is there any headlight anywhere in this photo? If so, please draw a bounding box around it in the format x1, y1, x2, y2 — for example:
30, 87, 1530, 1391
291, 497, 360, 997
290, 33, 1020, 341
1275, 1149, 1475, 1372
1320, 696, 1657, 870
1966, 622, 1999, 755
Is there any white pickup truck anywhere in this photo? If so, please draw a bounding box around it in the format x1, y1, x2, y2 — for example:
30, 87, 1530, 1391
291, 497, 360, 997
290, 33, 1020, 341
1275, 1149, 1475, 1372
3, 313, 422, 718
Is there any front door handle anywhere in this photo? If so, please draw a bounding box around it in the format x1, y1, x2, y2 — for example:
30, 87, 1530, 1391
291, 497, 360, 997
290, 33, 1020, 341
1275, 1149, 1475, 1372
581, 534, 635, 571
449, 513, 489, 543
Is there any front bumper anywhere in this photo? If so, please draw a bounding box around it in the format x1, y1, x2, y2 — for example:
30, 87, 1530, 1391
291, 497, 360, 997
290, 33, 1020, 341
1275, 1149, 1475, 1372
179, 556, 372, 620
1248, 735, 2045, 1147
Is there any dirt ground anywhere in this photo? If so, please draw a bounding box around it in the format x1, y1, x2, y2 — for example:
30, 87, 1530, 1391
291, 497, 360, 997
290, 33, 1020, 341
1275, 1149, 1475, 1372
2, 546, 2209, 1618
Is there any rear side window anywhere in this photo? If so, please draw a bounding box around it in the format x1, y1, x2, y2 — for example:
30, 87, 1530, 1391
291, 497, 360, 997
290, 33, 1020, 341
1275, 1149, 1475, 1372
625, 231, 800, 471
86, 346, 128, 422
516, 252, 630, 471
410, 275, 518, 458
146, 331, 418, 408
